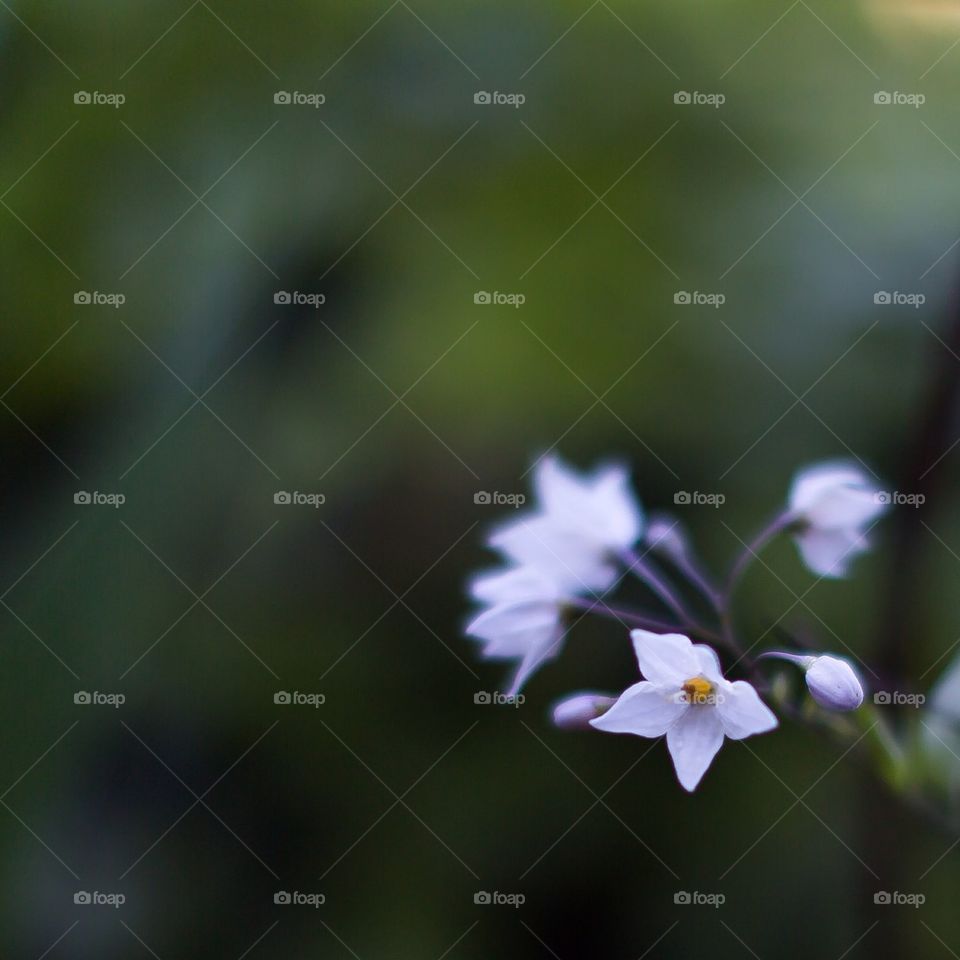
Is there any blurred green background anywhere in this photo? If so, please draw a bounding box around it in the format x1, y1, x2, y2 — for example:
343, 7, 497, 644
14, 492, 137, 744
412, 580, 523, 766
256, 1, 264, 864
3, 0, 960, 956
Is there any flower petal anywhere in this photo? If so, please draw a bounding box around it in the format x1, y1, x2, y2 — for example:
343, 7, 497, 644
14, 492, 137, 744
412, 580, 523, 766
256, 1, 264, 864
716, 680, 778, 740
489, 516, 617, 593
630, 630, 699, 685
469, 566, 560, 605
589, 681, 685, 737
465, 601, 559, 658
693, 644, 724, 683
789, 462, 870, 514
666, 707, 725, 792
794, 527, 868, 578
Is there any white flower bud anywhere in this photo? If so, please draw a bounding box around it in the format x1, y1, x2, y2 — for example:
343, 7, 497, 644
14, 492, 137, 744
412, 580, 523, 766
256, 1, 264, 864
804, 655, 864, 711
552, 692, 616, 730
644, 513, 686, 561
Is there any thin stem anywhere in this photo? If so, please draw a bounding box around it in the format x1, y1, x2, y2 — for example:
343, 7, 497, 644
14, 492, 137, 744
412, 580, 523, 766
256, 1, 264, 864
621, 549, 704, 628
671, 550, 724, 612
725, 511, 796, 597
566, 596, 721, 643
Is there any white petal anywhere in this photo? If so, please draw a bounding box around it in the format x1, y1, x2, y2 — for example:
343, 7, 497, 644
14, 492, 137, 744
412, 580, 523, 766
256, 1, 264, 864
692, 644, 724, 683
589, 681, 685, 737
534, 454, 592, 520
534, 455, 642, 551
804, 486, 885, 531
789, 462, 871, 514
666, 707, 725, 791
469, 566, 560, 605
489, 516, 617, 593
585, 465, 643, 548
630, 630, 699, 685
716, 681, 778, 739
465, 601, 559, 658
507, 640, 562, 697
793, 527, 868, 578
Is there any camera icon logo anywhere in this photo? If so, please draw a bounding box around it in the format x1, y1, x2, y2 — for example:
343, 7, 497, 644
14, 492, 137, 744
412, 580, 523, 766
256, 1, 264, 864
674, 491, 691, 505
473, 291, 491, 305
274, 891, 292, 904
74, 291, 92, 304
474, 891, 492, 904
74, 891, 92, 904
274, 491, 292, 505
874, 91, 892, 105
74, 691, 92, 705
473, 91, 491, 105
74, 491, 92, 505
74, 91, 91, 105
274, 291, 291, 304
474, 491, 492, 505
674, 891, 691, 904
274, 691, 292, 705
474, 691, 492, 705
674, 91, 691, 104
874, 291, 891, 304
274, 91, 292, 105
873, 691, 891, 705
874, 891, 891, 904
673, 291, 691, 304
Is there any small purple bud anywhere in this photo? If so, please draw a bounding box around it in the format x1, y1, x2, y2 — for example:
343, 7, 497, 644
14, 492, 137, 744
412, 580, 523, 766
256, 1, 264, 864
552, 692, 616, 730
804, 656, 864, 711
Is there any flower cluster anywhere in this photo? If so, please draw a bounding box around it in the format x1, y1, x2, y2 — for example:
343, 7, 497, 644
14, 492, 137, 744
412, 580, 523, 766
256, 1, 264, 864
465, 455, 886, 791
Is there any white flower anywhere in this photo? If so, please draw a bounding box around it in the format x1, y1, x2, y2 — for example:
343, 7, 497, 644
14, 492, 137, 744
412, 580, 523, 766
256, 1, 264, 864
552, 692, 617, 729
488, 454, 642, 593
804, 655, 864, 710
591, 630, 778, 791
466, 566, 567, 696
787, 461, 888, 578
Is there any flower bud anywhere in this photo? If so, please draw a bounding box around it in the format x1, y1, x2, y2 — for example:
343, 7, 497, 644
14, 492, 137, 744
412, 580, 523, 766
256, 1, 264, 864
804, 656, 864, 711
644, 513, 687, 561
552, 692, 616, 730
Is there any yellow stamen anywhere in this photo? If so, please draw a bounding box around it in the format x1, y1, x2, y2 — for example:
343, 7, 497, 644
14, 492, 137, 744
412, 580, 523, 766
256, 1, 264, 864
682, 676, 714, 705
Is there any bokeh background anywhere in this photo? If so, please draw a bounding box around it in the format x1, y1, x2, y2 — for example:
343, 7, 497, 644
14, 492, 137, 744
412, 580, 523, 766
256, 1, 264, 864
3, 0, 960, 956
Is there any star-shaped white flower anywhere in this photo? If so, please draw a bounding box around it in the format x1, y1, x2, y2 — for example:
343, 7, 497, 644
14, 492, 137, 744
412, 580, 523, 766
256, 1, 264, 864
465, 566, 567, 696
488, 455, 642, 593
591, 630, 778, 791
787, 461, 887, 578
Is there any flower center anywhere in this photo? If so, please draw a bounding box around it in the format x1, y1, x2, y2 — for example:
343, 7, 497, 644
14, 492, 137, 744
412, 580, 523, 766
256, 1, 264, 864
682, 676, 714, 705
